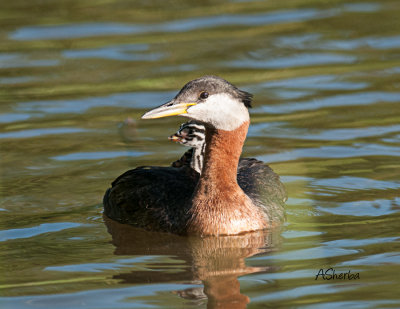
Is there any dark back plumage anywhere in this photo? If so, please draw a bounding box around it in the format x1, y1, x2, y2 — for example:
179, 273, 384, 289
104, 165, 198, 232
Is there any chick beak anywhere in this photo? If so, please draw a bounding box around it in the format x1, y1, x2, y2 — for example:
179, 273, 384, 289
141, 101, 196, 119
168, 134, 181, 142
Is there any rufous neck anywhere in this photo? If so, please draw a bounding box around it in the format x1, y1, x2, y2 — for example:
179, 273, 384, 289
187, 120, 268, 235
198, 121, 249, 191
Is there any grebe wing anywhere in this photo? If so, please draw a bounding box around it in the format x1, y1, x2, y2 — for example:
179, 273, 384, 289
103, 165, 198, 232
237, 158, 287, 223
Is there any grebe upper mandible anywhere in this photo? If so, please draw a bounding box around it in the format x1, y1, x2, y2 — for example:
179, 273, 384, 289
103, 75, 286, 236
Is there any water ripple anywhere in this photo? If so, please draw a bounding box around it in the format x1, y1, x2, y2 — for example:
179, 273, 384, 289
0, 113, 32, 123
305, 300, 399, 309
249, 123, 400, 141
342, 2, 381, 13
10, 8, 338, 41
46, 262, 130, 273
0, 53, 59, 68
0, 222, 82, 242
63, 44, 164, 61
52, 150, 151, 161
254, 92, 400, 114
320, 35, 400, 50
311, 176, 400, 192
0, 127, 89, 139
252, 283, 354, 303
15, 91, 175, 115
0, 284, 196, 309
338, 252, 400, 266
282, 230, 324, 239
323, 237, 399, 248
254, 246, 359, 261
259, 144, 400, 163
317, 197, 400, 216
0, 76, 37, 85
228, 53, 357, 69
252, 75, 369, 91
45, 256, 159, 273
274, 33, 400, 51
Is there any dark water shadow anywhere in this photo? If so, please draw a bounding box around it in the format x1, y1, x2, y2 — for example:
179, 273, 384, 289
104, 216, 282, 308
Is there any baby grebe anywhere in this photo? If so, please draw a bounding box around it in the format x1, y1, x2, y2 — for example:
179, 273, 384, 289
103, 76, 286, 236
169, 121, 206, 174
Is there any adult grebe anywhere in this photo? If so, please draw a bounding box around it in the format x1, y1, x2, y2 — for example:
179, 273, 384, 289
103, 76, 286, 236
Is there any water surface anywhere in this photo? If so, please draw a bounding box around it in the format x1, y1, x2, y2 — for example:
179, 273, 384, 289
1, 0, 400, 308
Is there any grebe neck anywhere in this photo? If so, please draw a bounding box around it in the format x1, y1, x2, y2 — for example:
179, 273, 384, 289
200, 121, 248, 188
187, 121, 267, 235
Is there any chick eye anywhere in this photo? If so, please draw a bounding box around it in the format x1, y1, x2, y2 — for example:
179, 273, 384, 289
199, 91, 209, 100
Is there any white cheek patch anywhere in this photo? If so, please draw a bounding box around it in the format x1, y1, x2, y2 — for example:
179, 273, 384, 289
186, 93, 249, 130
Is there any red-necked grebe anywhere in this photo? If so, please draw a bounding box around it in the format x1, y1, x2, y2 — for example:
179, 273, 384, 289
103, 76, 286, 236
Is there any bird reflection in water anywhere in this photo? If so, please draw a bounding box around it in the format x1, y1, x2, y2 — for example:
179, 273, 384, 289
104, 215, 281, 308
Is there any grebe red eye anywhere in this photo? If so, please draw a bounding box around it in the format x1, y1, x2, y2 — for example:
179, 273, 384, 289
199, 91, 209, 99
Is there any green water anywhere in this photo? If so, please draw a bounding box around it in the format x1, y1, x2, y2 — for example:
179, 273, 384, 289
1, 0, 400, 308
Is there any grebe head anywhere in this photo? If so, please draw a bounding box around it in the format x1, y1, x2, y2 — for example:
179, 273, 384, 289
142, 76, 252, 130
168, 121, 205, 148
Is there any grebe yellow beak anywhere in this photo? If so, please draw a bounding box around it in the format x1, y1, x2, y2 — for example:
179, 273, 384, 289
141, 101, 196, 119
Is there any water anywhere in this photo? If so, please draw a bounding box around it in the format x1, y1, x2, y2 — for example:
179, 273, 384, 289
1, 0, 399, 308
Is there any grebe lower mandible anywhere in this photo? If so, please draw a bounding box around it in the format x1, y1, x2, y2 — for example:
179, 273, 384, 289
103, 76, 286, 236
